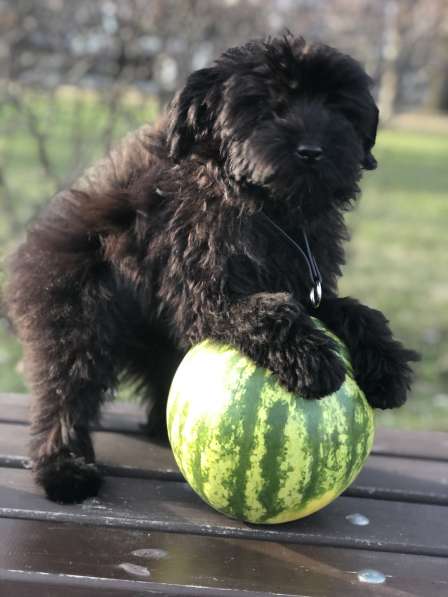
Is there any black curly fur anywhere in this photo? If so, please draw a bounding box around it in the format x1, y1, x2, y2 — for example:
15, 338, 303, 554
3, 34, 419, 504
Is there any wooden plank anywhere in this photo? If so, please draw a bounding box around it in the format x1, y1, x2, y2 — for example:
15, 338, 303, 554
1, 572, 267, 597
0, 392, 144, 433
1, 423, 447, 506
373, 427, 448, 462
2, 392, 448, 461
0, 393, 30, 424
0, 518, 447, 597
0, 574, 155, 597
0, 423, 179, 479
350, 455, 448, 505
0, 467, 447, 558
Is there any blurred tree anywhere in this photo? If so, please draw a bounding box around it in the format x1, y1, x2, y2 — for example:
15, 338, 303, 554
0, 0, 273, 240
0, 0, 447, 244
278, 0, 448, 121
0, 0, 447, 419
376, 0, 448, 121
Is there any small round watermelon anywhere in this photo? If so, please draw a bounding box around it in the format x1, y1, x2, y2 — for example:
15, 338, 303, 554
167, 319, 375, 524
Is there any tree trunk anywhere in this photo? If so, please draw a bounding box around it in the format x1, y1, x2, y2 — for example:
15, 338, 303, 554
377, 0, 400, 123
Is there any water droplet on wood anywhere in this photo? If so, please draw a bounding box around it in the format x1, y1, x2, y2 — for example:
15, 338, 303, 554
346, 512, 370, 526
358, 569, 386, 584
118, 562, 151, 577
132, 548, 168, 559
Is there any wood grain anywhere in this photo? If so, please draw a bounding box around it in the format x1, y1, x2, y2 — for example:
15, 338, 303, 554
1, 423, 447, 506
1, 518, 447, 596
0, 467, 447, 557
2, 393, 447, 461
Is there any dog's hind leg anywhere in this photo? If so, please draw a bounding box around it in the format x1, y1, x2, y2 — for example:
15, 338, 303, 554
4, 233, 127, 503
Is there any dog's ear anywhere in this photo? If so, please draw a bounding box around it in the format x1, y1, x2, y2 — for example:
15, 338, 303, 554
166, 67, 221, 160
361, 102, 379, 170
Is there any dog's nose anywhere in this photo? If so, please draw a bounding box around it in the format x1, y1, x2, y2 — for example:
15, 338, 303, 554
296, 144, 323, 162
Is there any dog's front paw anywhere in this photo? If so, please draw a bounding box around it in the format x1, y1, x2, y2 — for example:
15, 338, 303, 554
363, 371, 408, 409
274, 330, 346, 399
297, 337, 347, 399
34, 450, 102, 503
354, 345, 419, 409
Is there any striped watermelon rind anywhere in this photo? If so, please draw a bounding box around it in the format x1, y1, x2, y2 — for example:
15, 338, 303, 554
167, 319, 375, 524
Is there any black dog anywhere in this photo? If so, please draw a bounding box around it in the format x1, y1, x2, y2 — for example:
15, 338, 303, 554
4, 34, 419, 504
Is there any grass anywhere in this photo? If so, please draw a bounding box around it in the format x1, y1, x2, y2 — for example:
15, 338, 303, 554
341, 128, 448, 430
0, 87, 159, 241
0, 88, 447, 430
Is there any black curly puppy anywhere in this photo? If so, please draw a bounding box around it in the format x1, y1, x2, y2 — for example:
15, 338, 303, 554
4, 34, 419, 504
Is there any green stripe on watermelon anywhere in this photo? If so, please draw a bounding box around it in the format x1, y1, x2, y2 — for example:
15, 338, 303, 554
167, 320, 375, 524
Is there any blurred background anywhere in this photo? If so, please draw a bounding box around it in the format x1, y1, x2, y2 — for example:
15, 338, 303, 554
0, 0, 447, 430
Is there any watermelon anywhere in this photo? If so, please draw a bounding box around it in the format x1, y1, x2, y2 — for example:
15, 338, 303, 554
167, 318, 375, 524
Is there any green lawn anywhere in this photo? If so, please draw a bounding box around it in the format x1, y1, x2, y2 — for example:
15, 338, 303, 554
1, 90, 447, 430
341, 128, 448, 430
0, 88, 159, 241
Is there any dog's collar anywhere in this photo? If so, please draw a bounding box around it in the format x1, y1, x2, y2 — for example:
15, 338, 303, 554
259, 212, 322, 308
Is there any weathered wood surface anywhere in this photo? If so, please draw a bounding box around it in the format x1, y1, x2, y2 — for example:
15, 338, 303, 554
0, 392, 447, 596
1, 466, 448, 558
1, 518, 447, 596
1, 423, 448, 506
3, 391, 448, 461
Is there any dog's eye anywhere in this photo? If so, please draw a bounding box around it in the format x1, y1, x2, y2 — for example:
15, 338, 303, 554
327, 96, 361, 126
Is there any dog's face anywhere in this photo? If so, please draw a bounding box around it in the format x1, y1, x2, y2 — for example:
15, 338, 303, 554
167, 35, 378, 219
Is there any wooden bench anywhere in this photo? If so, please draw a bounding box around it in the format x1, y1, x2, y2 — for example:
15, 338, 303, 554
0, 392, 447, 596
